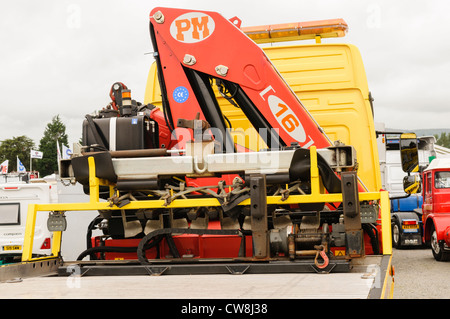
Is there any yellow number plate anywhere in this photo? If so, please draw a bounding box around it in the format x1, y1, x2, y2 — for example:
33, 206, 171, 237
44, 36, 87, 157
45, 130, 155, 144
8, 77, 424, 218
402, 225, 419, 229
3, 245, 22, 251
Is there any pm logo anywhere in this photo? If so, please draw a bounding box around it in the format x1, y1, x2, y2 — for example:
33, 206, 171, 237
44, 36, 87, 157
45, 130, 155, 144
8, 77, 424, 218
170, 12, 215, 43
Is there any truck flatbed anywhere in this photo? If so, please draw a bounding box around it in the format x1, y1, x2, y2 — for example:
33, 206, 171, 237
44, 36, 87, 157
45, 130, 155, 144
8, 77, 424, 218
0, 273, 373, 299
0, 255, 392, 299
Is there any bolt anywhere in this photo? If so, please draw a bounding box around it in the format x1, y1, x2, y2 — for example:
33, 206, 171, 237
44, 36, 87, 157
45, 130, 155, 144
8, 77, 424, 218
153, 11, 165, 24
215, 65, 229, 77
183, 54, 197, 66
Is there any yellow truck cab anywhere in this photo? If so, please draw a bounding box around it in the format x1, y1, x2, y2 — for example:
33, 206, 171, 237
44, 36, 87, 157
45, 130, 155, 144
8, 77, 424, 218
144, 19, 382, 194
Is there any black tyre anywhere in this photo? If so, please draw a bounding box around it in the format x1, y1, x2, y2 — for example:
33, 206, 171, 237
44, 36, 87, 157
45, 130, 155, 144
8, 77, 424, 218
430, 225, 450, 261
392, 219, 402, 249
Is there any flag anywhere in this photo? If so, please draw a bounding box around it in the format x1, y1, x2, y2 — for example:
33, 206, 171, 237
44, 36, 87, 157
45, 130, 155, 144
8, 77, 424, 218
31, 150, 43, 159
62, 145, 72, 160
17, 157, 26, 173
0, 160, 8, 174
56, 141, 61, 161
56, 141, 61, 175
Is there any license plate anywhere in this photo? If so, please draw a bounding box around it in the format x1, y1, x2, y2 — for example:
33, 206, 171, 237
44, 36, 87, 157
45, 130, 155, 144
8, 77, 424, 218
402, 225, 419, 229
3, 245, 22, 251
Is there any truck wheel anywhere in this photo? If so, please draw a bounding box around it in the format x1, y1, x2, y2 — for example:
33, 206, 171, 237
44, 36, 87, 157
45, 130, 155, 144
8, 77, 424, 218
431, 226, 450, 261
392, 219, 402, 249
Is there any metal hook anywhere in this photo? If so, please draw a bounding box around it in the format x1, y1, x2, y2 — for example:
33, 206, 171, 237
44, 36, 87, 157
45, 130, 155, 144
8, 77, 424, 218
314, 245, 329, 269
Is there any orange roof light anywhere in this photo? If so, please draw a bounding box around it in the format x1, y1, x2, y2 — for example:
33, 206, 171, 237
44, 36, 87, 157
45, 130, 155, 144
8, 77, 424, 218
242, 19, 348, 44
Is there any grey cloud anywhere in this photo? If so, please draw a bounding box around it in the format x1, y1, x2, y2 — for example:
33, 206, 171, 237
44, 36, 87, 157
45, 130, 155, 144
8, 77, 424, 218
1, 0, 449, 146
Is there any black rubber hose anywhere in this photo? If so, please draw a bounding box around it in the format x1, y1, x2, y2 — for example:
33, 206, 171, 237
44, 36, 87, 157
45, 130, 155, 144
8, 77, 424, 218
77, 246, 138, 261
85, 216, 104, 260
362, 223, 380, 255
137, 228, 240, 265
76, 235, 164, 261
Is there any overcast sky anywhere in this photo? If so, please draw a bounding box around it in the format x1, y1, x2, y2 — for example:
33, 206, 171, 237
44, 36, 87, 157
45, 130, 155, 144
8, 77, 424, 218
1, 0, 449, 147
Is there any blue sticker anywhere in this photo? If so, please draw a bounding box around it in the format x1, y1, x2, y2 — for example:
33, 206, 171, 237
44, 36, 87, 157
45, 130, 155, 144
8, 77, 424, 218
173, 86, 189, 103
132, 118, 138, 124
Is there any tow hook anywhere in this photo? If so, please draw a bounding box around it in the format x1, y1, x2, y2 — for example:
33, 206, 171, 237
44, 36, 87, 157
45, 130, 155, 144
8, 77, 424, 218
314, 245, 329, 269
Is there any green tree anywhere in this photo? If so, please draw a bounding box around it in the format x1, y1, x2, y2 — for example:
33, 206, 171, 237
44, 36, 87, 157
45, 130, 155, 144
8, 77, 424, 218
434, 132, 450, 148
35, 115, 69, 177
0, 136, 35, 172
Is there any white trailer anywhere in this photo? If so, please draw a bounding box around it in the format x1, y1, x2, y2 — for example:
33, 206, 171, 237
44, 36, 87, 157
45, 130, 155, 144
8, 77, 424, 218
0, 176, 99, 263
0, 178, 56, 263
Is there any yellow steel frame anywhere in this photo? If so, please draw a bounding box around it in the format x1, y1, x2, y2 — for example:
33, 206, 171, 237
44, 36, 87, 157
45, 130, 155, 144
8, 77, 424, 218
381, 255, 395, 299
21, 146, 392, 262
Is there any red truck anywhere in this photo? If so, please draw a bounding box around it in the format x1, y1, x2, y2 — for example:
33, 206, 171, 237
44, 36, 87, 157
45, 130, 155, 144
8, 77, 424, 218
421, 158, 450, 261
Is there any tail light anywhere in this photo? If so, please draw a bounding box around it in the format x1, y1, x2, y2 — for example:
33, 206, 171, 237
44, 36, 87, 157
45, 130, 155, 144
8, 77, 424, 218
402, 220, 418, 225
40, 238, 51, 250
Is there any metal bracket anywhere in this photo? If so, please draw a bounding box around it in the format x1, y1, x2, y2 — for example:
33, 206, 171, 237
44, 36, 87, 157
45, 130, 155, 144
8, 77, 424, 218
144, 266, 169, 276
341, 171, 363, 257
310, 262, 337, 274
225, 265, 250, 275
250, 174, 269, 259
0, 258, 61, 282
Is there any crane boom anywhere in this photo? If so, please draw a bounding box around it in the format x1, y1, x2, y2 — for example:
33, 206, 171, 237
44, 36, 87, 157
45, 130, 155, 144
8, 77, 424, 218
149, 7, 332, 152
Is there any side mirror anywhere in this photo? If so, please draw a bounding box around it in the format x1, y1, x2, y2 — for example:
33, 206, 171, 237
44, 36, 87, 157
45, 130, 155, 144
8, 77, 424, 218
400, 133, 419, 173
403, 175, 421, 194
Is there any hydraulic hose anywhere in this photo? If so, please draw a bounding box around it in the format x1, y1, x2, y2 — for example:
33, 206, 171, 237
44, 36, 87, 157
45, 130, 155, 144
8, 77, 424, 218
76, 235, 164, 261
362, 223, 380, 255
137, 228, 241, 265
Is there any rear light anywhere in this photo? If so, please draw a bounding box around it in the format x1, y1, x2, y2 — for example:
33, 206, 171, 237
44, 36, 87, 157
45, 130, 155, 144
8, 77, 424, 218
402, 220, 418, 225
40, 238, 51, 250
